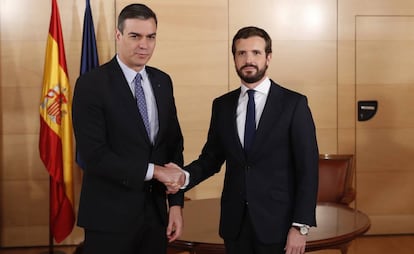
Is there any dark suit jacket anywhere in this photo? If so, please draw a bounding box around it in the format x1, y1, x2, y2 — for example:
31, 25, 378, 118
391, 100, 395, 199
185, 81, 319, 244
72, 57, 184, 233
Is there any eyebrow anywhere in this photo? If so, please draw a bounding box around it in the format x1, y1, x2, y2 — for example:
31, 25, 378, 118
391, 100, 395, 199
128, 32, 157, 37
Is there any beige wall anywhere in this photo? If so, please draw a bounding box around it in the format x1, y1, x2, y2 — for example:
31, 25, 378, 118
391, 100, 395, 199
0, 0, 116, 246
1, 0, 413, 247
339, 0, 414, 234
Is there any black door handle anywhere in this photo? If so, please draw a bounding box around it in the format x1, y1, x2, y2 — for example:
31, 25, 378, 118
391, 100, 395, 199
358, 100, 378, 121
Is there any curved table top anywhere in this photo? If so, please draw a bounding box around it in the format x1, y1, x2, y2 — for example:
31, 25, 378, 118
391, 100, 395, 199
170, 198, 370, 253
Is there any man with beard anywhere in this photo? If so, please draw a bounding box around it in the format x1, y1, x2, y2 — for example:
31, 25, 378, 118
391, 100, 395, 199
167, 26, 319, 254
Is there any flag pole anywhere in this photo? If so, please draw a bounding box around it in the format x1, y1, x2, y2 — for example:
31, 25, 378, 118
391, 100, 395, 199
49, 176, 53, 253
40, 177, 66, 254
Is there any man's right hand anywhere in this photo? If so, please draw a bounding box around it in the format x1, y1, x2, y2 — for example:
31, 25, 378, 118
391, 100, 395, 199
153, 164, 185, 194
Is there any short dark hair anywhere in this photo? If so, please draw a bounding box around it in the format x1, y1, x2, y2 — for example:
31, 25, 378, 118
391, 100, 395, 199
117, 4, 157, 33
231, 26, 272, 57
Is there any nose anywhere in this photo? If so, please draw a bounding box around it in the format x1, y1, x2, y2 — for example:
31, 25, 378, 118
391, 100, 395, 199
245, 52, 254, 63
138, 38, 148, 49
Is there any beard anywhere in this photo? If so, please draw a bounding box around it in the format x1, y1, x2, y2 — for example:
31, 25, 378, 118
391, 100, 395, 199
236, 64, 268, 84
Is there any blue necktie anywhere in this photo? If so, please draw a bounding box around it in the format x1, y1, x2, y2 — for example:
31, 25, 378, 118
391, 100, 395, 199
135, 73, 151, 137
244, 89, 256, 153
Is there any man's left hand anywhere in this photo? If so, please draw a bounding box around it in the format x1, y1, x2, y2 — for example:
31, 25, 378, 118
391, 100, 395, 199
284, 227, 307, 254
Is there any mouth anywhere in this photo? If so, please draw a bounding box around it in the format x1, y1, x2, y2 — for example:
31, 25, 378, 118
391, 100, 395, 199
242, 65, 257, 71
242, 66, 257, 75
135, 52, 149, 58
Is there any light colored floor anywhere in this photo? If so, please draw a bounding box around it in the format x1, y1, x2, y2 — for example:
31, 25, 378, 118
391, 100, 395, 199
313, 235, 414, 254
0, 235, 413, 254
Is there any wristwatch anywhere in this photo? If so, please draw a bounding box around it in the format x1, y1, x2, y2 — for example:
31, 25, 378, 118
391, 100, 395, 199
293, 225, 309, 235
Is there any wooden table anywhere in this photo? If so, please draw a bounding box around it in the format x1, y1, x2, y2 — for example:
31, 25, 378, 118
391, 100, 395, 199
168, 198, 370, 254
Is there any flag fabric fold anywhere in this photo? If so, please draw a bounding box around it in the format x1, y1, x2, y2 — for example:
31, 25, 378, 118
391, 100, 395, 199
80, 0, 99, 75
39, 0, 75, 243
76, 0, 99, 168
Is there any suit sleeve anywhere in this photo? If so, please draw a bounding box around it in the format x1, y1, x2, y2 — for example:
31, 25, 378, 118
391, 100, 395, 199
184, 99, 226, 191
291, 96, 319, 226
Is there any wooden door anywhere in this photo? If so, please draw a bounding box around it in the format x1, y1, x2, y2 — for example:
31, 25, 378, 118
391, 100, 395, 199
356, 16, 414, 234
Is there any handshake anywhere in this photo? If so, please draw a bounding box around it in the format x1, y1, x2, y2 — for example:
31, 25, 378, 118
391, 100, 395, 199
153, 163, 186, 194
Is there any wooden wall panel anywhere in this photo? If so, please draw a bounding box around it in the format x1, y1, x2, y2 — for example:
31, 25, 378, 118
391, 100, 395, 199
355, 15, 414, 234
229, 0, 338, 154
358, 171, 414, 233
0, 86, 40, 134
336, 0, 414, 235
0, 0, 115, 247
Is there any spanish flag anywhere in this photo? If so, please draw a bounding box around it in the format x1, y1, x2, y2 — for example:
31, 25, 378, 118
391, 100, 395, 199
39, 0, 75, 243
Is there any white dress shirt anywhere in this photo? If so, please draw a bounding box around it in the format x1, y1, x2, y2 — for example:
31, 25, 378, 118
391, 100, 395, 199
236, 78, 271, 147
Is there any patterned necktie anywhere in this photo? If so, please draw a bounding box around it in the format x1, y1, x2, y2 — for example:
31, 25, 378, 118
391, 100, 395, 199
134, 73, 151, 137
244, 89, 256, 153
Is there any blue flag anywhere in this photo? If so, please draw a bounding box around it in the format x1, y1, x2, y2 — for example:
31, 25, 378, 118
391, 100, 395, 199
80, 0, 99, 75
77, 0, 99, 168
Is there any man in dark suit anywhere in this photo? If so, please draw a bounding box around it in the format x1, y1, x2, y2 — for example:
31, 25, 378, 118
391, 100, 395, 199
169, 26, 319, 254
72, 4, 186, 254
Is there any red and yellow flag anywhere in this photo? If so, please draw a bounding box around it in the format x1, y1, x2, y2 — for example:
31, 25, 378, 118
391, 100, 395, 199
39, 0, 74, 243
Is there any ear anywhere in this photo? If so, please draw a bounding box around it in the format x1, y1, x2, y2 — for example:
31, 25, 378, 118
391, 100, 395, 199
115, 29, 122, 41
266, 52, 272, 65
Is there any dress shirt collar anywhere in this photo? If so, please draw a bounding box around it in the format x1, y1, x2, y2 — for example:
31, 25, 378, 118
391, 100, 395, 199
240, 77, 271, 97
116, 54, 148, 84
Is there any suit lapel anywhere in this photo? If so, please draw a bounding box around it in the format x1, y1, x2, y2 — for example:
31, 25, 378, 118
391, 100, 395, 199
108, 58, 152, 144
249, 81, 283, 156
146, 67, 164, 146
225, 88, 246, 162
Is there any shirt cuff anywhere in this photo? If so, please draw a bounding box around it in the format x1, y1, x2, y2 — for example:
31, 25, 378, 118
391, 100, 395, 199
145, 163, 154, 181
292, 222, 310, 228
180, 169, 190, 189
